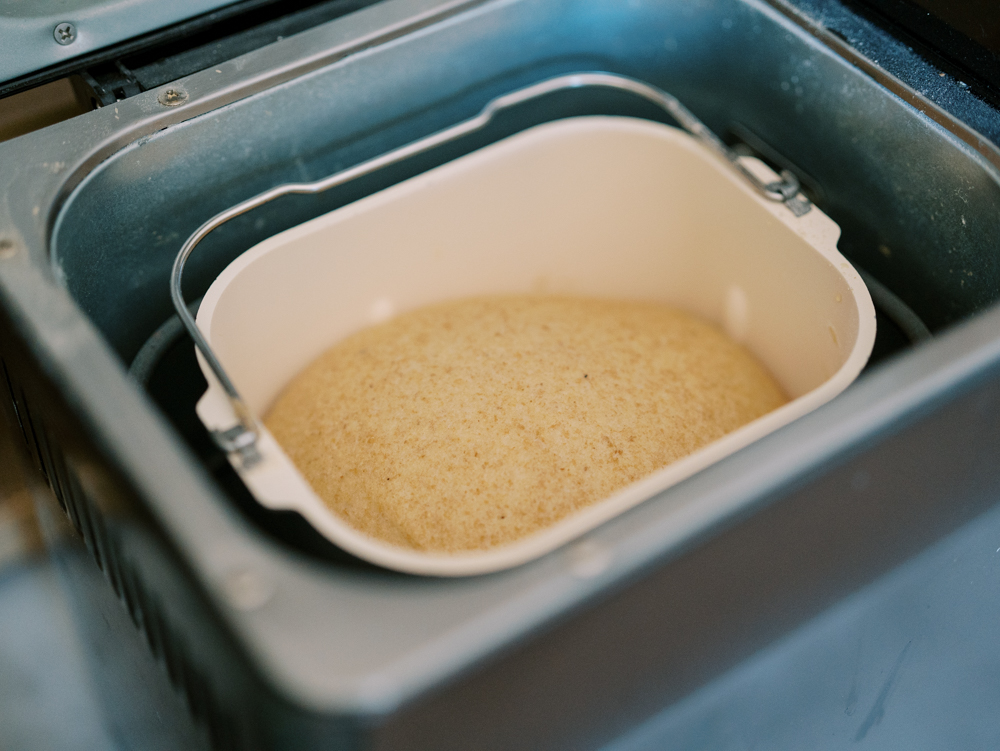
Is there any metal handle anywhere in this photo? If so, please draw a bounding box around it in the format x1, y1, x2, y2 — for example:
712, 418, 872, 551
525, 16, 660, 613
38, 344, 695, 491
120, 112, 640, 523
171, 71, 811, 466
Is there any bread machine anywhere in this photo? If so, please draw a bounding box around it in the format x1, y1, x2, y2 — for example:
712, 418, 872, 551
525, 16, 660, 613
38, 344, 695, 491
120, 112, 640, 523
1, 0, 999, 748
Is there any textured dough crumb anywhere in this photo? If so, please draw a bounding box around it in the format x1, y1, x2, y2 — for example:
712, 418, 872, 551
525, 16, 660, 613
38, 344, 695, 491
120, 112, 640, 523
264, 295, 787, 552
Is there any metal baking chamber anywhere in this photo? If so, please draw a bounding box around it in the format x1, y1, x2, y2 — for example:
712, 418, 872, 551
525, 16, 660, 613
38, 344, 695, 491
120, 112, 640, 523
2, 0, 1000, 749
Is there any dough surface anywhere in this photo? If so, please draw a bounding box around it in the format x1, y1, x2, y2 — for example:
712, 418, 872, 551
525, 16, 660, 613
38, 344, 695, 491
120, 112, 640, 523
264, 295, 787, 552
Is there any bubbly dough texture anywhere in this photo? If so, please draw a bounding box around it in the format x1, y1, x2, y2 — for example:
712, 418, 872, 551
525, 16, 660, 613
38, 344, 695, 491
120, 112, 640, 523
264, 295, 787, 552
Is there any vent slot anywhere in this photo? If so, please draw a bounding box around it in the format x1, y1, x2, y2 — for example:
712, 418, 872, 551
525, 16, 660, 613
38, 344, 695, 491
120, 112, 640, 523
3, 361, 52, 491
2, 356, 32, 460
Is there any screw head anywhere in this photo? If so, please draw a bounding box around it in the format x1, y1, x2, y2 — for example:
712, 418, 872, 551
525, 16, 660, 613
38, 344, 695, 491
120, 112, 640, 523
53, 22, 77, 45
157, 88, 188, 107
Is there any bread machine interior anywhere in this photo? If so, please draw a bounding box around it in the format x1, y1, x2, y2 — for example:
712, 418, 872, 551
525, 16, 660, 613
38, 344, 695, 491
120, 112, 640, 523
179, 74, 876, 575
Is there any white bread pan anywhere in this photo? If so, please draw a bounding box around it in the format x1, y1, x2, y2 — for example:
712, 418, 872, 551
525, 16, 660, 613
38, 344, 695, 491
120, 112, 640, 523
172, 73, 876, 576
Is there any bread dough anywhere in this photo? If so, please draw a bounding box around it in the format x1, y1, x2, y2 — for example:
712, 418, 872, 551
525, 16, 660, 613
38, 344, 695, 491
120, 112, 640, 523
264, 295, 787, 552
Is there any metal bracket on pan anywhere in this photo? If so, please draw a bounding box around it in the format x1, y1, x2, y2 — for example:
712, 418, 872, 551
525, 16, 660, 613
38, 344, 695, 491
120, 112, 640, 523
170, 71, 812, 466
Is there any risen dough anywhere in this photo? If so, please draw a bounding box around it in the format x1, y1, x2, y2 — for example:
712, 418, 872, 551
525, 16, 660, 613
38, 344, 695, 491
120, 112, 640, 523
264, 295, 786, 552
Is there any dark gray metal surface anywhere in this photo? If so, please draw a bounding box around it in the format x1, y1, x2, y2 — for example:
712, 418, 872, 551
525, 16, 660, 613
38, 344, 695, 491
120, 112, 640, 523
784, 0, 1000, 147
603, 494, 1000, 751
0, 0, 241, 84
1, 0, 999, 748
6, 483, 999, 750
6, 486, 999, 751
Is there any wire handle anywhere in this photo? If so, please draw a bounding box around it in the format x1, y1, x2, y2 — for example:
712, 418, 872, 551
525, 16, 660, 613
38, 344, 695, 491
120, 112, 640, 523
171, 71, 811, 466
